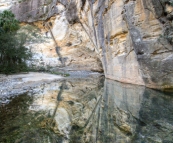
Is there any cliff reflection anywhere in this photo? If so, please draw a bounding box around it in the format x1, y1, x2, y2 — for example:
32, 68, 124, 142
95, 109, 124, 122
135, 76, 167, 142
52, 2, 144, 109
0, 77, 173, 143
69, 79, 173, 143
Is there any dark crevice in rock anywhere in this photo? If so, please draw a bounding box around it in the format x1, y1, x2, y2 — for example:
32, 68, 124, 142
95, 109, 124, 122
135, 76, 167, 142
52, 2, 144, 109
81, 0, 86, 10
66, 2, 79, 24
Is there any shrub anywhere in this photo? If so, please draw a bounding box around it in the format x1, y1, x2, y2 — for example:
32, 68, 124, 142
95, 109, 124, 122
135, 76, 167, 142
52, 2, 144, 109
0, 10, 31, 74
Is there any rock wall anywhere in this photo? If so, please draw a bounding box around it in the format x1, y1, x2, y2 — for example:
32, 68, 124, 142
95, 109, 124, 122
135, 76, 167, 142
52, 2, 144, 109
78, 0, 173, 89
0, 0, 103, 73
1, 0, 173, 89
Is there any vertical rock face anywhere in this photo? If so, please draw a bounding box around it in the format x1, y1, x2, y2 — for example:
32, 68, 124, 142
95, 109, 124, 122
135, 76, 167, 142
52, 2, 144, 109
1, 0, 173, 89
81, 0, 173, 89
86, 0, 173, 89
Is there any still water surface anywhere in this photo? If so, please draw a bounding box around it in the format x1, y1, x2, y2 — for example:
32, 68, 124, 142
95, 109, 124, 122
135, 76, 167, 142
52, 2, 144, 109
0, 77, 173, 143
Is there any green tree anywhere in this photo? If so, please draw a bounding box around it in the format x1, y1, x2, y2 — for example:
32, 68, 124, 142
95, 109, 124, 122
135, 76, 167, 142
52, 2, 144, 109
0, 10, 31, 74
0, 10, 19, 33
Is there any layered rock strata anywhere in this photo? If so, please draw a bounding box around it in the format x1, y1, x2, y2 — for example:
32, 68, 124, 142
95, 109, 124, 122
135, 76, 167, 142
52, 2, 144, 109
0, 0, 173, 89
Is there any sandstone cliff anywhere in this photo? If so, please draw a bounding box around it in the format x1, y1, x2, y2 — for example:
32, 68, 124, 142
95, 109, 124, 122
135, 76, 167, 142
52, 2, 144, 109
1, 0, 173, 90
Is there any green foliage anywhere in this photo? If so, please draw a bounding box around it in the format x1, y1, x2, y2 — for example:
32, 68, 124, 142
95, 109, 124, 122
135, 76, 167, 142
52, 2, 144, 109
18, 0, 28, 3
0, 11, 31, 74
0, 10, 19, 33
50, 71, 70, 77
168, 0, 173, 6
162, 0, 173, 6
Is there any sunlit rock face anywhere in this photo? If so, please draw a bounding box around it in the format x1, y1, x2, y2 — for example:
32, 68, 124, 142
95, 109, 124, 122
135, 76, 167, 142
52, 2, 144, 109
1, 0, 173, 88
0, 0, 103, 73
1, 77, 173, 143
0, 0, 12, 12
82, 0, 173, 89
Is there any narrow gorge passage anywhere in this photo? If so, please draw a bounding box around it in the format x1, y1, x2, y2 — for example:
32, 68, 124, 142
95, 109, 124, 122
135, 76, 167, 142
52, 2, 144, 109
1, 0, 173, 143
7, 0, 173, 89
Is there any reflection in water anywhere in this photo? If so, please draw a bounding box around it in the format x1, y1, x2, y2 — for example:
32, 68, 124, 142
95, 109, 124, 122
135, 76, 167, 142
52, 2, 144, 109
0, 77, 173, 143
